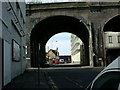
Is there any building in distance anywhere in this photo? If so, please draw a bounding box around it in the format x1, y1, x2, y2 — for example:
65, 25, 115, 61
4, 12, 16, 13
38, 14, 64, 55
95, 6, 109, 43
104, 31, 120, 65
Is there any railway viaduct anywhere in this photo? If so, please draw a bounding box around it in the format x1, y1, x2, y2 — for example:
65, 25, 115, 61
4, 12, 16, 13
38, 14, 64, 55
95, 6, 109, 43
26, 2, 120, 67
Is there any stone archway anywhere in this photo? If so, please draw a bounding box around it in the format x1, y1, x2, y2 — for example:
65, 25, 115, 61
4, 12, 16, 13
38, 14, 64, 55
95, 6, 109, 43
30, 15, 91, 67
103, 15, 120, 66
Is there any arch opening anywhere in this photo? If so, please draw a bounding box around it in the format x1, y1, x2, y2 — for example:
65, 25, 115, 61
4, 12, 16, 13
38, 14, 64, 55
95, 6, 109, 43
30, 15, 90, 67
45, 32, 85, 66
45, 32, 71, 55
103, 15, 120, 66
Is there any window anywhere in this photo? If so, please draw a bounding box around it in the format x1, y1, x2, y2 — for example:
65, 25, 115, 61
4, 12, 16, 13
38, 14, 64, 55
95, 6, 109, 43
118, 36, 120, 43
12, 40, 20, 62
108, 36, 112, 43
92, 72, 120, 90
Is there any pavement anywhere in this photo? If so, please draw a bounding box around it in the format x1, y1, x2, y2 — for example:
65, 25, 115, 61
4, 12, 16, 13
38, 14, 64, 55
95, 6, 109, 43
3, 68, 50, 90
48, 63, 104, 69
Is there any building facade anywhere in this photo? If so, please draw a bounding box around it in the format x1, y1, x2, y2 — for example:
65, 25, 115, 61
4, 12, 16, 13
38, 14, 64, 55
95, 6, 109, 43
0, 1, 26, 88
104, 32, 120, 66
47, 48, 59, 64
71, 34, 85, 64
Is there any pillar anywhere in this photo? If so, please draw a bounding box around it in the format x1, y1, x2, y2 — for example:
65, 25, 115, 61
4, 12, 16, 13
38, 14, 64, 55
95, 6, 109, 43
39, 43, 46, 67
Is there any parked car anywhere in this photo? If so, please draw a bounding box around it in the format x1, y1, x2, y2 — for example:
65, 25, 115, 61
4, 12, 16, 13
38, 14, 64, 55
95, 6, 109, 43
59, 59, 65, 64
54, 60, 59, 64
86, 56, 120, 90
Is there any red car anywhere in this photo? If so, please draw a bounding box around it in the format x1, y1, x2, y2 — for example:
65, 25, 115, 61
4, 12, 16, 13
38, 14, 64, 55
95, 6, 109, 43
55, 60, 59, 64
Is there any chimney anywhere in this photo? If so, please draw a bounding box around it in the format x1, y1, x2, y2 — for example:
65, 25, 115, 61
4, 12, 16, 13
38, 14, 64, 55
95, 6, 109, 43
56, 47, 58, 52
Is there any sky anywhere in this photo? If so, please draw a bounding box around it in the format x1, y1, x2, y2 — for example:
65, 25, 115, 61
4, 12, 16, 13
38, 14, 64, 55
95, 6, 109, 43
46, 32, 71, 55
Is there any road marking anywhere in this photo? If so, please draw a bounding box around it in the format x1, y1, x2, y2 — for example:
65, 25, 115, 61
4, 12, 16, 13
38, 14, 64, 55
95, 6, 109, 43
64, 75, 83, 88
44, 72, 59, 90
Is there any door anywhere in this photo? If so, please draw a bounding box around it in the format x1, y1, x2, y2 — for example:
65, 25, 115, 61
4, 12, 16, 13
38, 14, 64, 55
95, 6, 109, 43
4, 40, 11, 86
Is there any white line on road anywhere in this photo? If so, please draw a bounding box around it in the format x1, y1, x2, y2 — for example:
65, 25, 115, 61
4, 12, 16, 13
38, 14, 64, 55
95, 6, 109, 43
64, 75, 83, 88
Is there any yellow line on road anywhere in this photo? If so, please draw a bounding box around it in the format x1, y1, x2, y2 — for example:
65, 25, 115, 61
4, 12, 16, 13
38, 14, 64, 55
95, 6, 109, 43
44, 72, 59, 90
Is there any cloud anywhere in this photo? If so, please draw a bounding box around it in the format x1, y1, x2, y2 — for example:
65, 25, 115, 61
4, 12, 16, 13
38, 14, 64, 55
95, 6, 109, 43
54, 32, 71, 37
47, 32, 71, 41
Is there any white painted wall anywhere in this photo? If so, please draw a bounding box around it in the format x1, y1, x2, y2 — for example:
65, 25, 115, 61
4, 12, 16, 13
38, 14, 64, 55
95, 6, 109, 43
71, 34, 83, 64
72, 52, 80, 64
4, 40, 11, 86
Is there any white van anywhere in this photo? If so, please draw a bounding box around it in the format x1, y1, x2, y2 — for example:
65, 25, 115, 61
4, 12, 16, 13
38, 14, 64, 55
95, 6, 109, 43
86, 56, 120, 90
59, 59, 64, 64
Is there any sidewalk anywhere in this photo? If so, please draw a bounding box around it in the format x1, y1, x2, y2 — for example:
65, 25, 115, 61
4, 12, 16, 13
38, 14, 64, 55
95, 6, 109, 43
3, 68, 49, 89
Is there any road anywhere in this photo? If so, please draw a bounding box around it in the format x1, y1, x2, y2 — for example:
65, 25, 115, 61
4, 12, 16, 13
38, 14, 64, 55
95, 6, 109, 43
41, 66, 103, 90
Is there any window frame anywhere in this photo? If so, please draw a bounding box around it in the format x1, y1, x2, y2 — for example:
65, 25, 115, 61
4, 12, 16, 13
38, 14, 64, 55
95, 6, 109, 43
108, 36, 112, 43
118, 35, 120, 43
92, 72, 120, 90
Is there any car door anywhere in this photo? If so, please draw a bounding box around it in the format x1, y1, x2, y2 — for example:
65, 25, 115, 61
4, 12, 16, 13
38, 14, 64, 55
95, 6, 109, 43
87, 71, 120, 90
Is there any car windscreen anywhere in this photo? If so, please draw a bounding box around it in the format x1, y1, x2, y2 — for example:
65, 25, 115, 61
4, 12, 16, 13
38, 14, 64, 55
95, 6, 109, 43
92, 72, 120, 90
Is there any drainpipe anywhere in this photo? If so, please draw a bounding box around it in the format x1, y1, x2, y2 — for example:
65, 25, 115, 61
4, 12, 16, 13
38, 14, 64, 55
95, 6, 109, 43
38, 43, 40, 85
